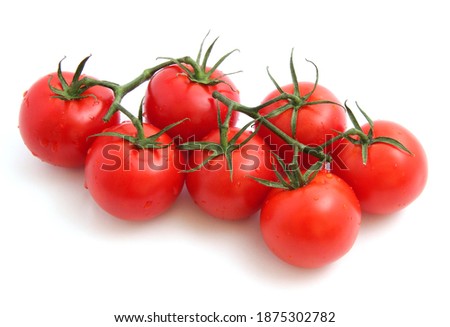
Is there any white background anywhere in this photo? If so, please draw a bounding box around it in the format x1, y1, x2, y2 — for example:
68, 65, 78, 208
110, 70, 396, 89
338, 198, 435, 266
1, 1, 449, 326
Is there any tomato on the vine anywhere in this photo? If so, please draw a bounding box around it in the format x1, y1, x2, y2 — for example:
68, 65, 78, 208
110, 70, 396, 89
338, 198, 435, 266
19, 71, 119, 168
144, 64, 240, 142
257, 82, 346, 168
84, 122, 185, 221
260, 171, 361, 268
330, 120, 428, 215
185, 127, 276, 220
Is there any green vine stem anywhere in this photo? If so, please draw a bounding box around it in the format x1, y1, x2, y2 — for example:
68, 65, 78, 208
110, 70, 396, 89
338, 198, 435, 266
212, 91, 412, 171
49, 42, 412, 189
80, 57, 192, 122
211, 91, 331, 162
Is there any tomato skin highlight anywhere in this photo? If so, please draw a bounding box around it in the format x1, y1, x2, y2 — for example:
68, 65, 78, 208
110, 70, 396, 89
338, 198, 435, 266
257, 82, 346, 167
19, 72, 119, 168
84, 122, 185, 221
260, 171, 361, 268
144, 64, 240, 142
186, 127, 277, 220
330, 120, 428, 215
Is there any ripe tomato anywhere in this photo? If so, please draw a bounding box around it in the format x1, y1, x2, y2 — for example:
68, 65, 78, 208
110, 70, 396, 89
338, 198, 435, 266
19, 72, 119, 168
330, 120, 428, 215
260, 171, 361, 268
257, 82, 346, 168
143, 64, 240, 142
185, 127, 276, 220
84, 122, 185, 221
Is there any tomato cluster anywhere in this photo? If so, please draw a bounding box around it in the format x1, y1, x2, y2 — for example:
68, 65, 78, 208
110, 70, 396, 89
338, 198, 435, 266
18, 37, 427, 269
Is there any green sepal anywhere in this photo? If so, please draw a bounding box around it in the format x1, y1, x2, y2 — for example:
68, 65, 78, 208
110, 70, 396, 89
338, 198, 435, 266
248, 175, 292, 190
289, 49, 300, 97
344, 101, 363, 132
48, 55, 96, 101
344, 101, 413, 165
88, 131, 137, 144
303, 159, 325, 183
261, 53, 338, 141
361, 143, 369, 165
372, 136, 413, 155
157, 32, 240, 87
262, 103, 293, 120
229, 118, 260, 147
89, 118, 188, 150
183, 152, 222, 173
141, 118, 189, 147
356, 102, 374, 131
301, 59, 320, 102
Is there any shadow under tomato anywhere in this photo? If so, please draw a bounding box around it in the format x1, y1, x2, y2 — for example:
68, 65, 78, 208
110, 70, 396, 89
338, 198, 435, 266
168, 189, 338, 283
358, 210, 405, 238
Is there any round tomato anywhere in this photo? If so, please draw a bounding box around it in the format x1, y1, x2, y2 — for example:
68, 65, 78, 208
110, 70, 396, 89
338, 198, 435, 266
143, 64, 240, 142
330, 120, 428, 215
185, 127, 276, 220
84, 122, 185, 221
19, 72, 119, 168
257, 82, 346, 168
260, 171, 361, 268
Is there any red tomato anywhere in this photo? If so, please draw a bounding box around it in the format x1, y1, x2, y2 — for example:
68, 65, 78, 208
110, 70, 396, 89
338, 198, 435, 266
330, 120, 428, 215
84, 122, 185, 221
143, 64, 240, 142
186, 127, 276, 220
19, 72, 119, 168
257, 82, 346, 168
260, 171, 361, 268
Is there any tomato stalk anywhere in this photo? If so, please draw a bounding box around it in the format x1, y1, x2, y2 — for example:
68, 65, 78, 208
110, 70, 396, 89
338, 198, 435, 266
212, 91, 330, 163
48, 55, 100, 101
265, 51, 341, 138
156, 31, 241, 87
89, 97, 188, 150
211, 52, 344, 166
75, 34, 240, 130
49, 54, 191, 122
339, 102, 412, 164
56, 34, 240, 151
178, 102, 258, 178
80, 56, 192, 122
48, 38, 411, 186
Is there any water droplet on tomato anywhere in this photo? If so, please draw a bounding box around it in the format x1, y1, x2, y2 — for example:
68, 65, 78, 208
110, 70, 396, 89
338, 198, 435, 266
39, 139, 49, 147
50, 142, 58, 152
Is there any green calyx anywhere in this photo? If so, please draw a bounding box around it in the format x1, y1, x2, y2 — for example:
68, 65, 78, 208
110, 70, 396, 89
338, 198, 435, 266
251, 148, 325, 191
48, 55, 95, 101
158, 31, 241, 87
90, 99, 187, 150
179, 105, 258, 179
342, 102, 413, 164
265, 50, 340, 139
